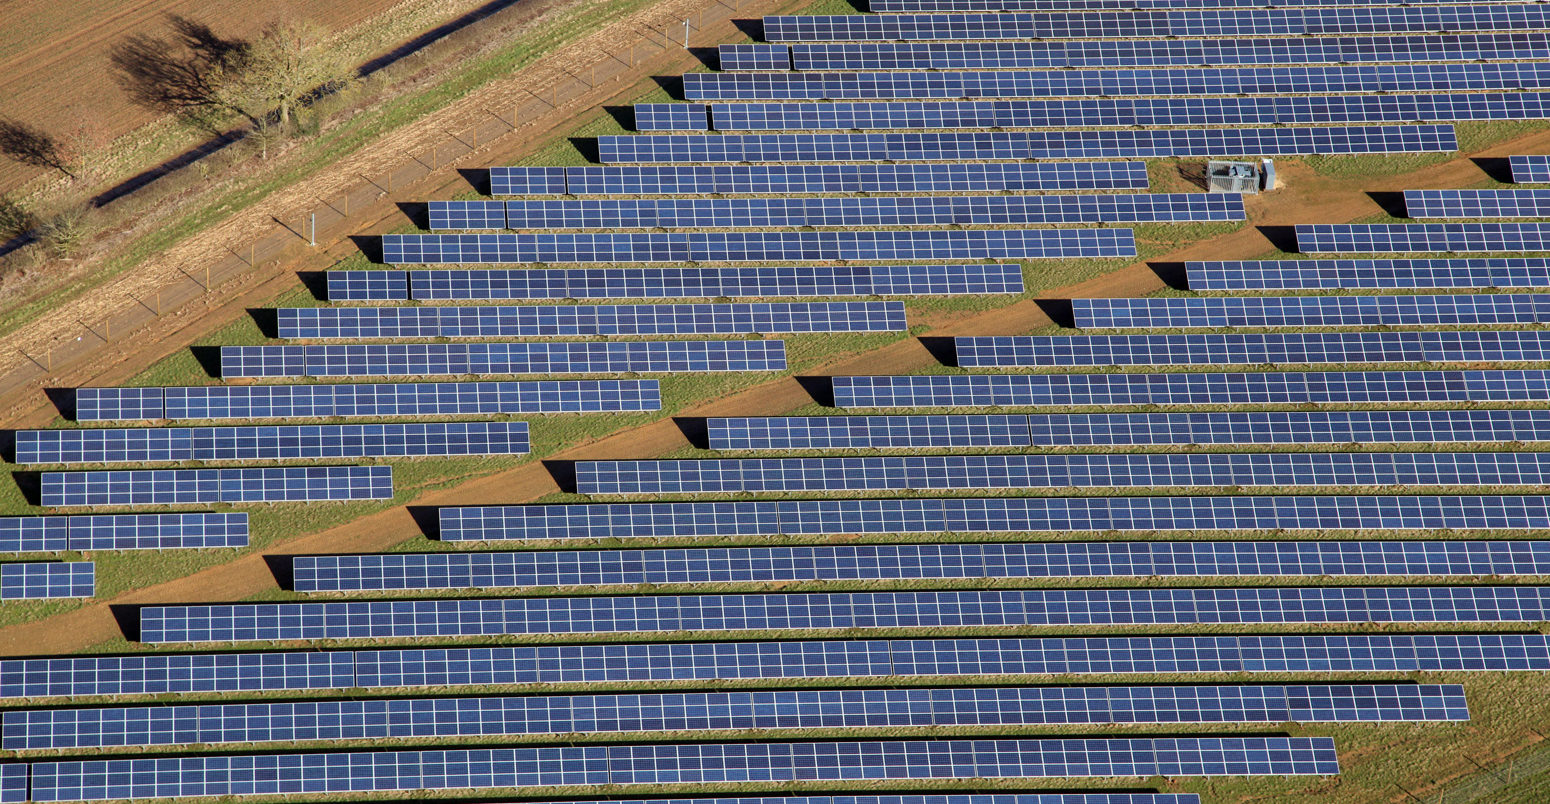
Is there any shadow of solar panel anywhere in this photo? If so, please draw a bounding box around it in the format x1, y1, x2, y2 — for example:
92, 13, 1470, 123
438, 495, 1550, 540
38, 466, 393, 506
1185, 258, 1550, 290
15, 423, 531, 463
219, 342, 788, 378
1511, 154, 1550, 182
0, 563, 93, 600
1405, 189, 1550, 218
1073, 295, 1550, 328
1296, 222, 1550, 252
402, 265, 1023, 300
152, 380, 660, 418
957, 332, 1550, 367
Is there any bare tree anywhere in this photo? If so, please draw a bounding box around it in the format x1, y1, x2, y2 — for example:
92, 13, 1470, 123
0, 118, 76, 179
109, 15, 256, 131
216, 20, 353, 131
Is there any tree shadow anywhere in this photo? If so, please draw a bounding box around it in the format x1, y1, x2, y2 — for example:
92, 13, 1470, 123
1147, 262, 1190, 290
917, 336, 958, 367
795, 376, 835, 407
674, 417, 710, 449
1257, 225, 1301, 253
1367, 191, 1410, 219
543, 460, 578, 494
1473, 156, 1517, 184
1034, 298, 1075, 328
43, 388, 76, 420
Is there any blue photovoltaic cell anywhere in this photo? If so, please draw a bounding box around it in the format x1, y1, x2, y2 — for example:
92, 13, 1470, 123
879, 0, 1527, 8
719, 43, 792, 70
1511, 155, 1550, 183
761, 7, 1550, 41
145, 381, 663, 420
140, 587, 1550, 642
1072, 295, 1550, 328
489, 166, 567, 194
66, 513, 248, 551
427, 200, 509, 230
14, 423, 530, 463
396, 265, 1024, 300
381, 230, 1137, 263
955, 332, 1550, 367
0, 765, 20, 804
832, 370, 1550, 407
684, 64, 1550, 100
438, 496, 1550, 540
5, 635, 1547, 699
492, 163, 1151, 194
1297, 223, 1550, 253
326, 270, 409, 300
73, 387, 163, 422
710, 415, 1033, 449
595, 126, 1456, 163
635, 103, 711, 131
0, 518, 69, 552
27, 738, 1338, 801
0, 563, 93, 600
0, 684, 1463, 749
39, 466, 393, 507
576, 453, 1550, 493
292, 543, 1550, 591
707, 95, 1550, 131
785, 33, 1550, 70
218, 342, 788, 378
1186, 258, 1550, 290
1406, 189, 1550, 218
276, 302, 906, 338
504, 195, 1241, 226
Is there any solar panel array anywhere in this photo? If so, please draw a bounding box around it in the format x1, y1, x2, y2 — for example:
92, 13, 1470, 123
0, 513, 247, 551
292, 543, 1550, 591
329, 265, 1026, 301
490, 163, 1150, 194
1186, 258, 1550, 290
439, 496, 1550, 540
14, 423, 530, 463
955, 332, 1550, 367
39, 466, 393, 507
218, 341, 789, 378
1405, 189, 1550, 218
1072, 295, 1550, 328
77, 380, 662, 421
708, 411, 1550, 449
0, 563, 94, 600
878, 0, 1530, 9
1296, 223, 1550, 253
1511, 154, 1550, 182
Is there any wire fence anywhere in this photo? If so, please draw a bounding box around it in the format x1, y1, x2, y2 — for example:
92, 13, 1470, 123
1419, 734, 1550, 804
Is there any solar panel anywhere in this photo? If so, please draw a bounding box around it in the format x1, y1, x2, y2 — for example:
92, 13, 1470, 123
596, 126, 1456, 162
711, 411, 1550, 448
1297, 223, 1550, 253
1186, 258, 1550, 290
719, 43, 793, 70
381, 230, 1137, 262
14, 423, 530, 463
489, 166, 567, 194
0, 651, 357, 698
137, 380, 661, 419
0, 518, 69, 552
503, 195, 1242, 226
956, 332, 1550, 367
883, 0, 1527, 7
831, 370, 1550, 408
39, 466, 393, 507
73, 387, 163, 421
293, 543, 1550, 591
140, 587, 1550, 642
762, 6, 1550, 41
2, 684, 1462, 749
438, 495, 1550, 540
1511, 154, 1550, 183
576, 453, 1550, 493
28, 738, 1338, 801
276, 302, 906, 337
707, 95, 1550, 131
787, 33, 1550, 70
1406, 189, 1550, 218
1072, 295, 1550, 328
0, 513, 249, 552
395, 265, 1024, 301
0, 563, 93, 600
634, 103, 711, 131
524, 163, 1152, 194
218, 342, 788, 378
684, 64, 1550, 100
427, 200, 509, 229
326, 270, 409, 300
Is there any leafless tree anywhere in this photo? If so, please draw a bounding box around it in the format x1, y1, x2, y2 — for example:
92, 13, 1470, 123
217, 20, 354, 131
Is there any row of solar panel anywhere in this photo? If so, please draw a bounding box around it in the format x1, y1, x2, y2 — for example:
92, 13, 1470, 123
0, 513, 247, 552
575, 453, 1550, 493
15, 423, 530, 464
382, 230, 1137, 263
760, 7, 1550, 41
594, 126, 1456, 162
1296, 222, 1550, 252
954, 331, 1550, 367
1405, 189, 1550, 218
15, 738, 1342, 802
293, 542, 1550, 591
327, 265, 1026, 301
74, 380, 661, 421
139, 587, 1550, 641
431, 195, 1244, 228
0, 788, 1201, 804
40, 466, 393, 507
1513, 154, 1550, 182
875, 0, 1524, 10
681, 64, 1550, 100
718, 33, 1550, 70
218, 342, 788, 378
706, 411, 1550, 449
1071, 294, 1550, 328
666, 95, 1550, 132
0, 685, 1466, 750
1186, 258, 1550, 289
277, 302, 906, 338
6, 635, 1548, 697
0, 564, 93, 600
437, 495, 1550, 540
829, 370, 1550, 407
489, 162, 1150, 194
